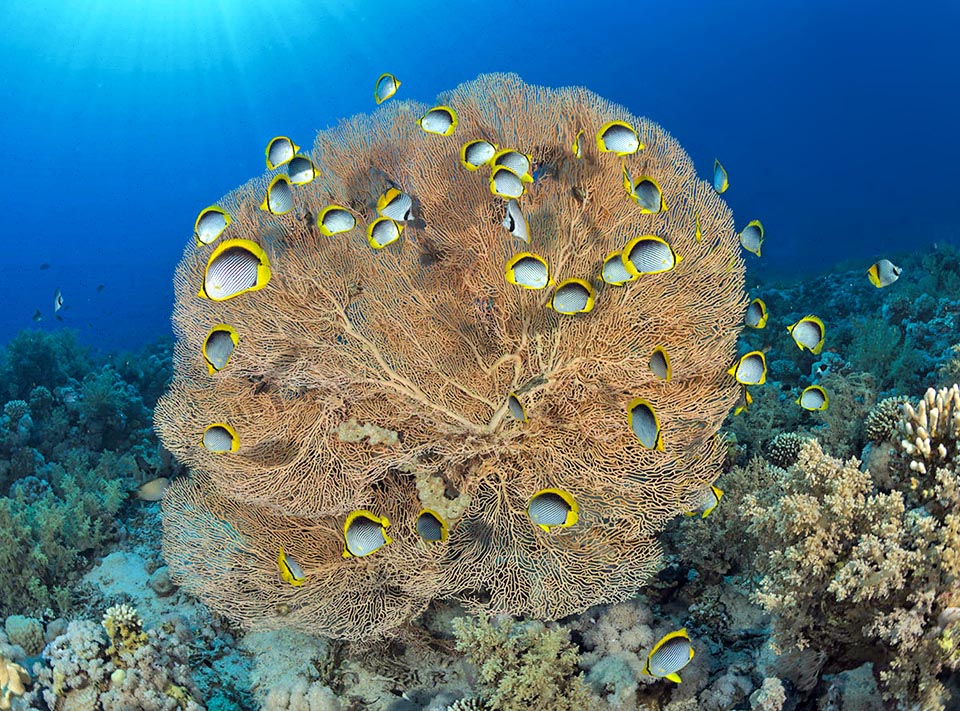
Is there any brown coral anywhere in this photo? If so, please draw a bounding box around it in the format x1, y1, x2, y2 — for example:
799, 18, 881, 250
156, 73, 746, 640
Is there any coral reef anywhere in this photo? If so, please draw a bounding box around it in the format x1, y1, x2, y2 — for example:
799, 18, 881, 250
156, 73, 747, 640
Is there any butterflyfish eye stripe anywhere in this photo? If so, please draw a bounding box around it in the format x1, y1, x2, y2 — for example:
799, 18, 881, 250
460, 139, 497, 170
596, 120, 641, 155
650, 346, 671, 381
260, 174, 294, 215
203, 325, 239, 374
628, 398, 664, 450
366, 217, 403, 249
416, 510, 448, 542
265, 136, 299, 170
194, 206, 231, 245
202, 423, 239, 452
287, 155, 317, 184
343, 510, 392, 557
601, 251, 635, 285
527, 488, 578, 531
317, 206, 356, 236
549, 278, 594, 315
505, 252, 549, 289
622, 235, 681, 276
199, 239, 271, 301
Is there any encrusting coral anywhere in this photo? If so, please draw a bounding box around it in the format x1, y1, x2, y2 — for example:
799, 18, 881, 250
0, 654, 28, 710
156, 73, 747, 640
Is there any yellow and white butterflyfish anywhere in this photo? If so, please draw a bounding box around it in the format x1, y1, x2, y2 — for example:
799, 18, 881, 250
506, 392, 527, 422
572, 129, 586, 158
694, 212, 702, 242
631, 175, 668, 214
194, 206, 232, 245
733, 386, 753, 416
317, 205, 357, 237
277, 545, 306, 587
416, 509, 449, 543
628, 397, 664, 451
684, 485, 724, 518
504, 252, 550, 290
621, 235, 682, 277
797, 385, 828, 411
417, 105, 458, 136
265, 136, 299, 170
600, 250, 637, 286
198, 239, 271, 301
502, 199, 530, 244
259, 174, 294, 215
374, 72, 400, 104
596, 120, 642, 156
713, 158, 729, 194
744, 298, 768, 329
201, 423, 239, 453
787, 315, 825, 354
376, 187, 415, 222
727, 351, 766, 386
342, 510, 392, 557
202, 324, 239, 374
492, 149, 533, 183
527, 488, 578, 532
366, 217, 404, 249
460, 139, 497, 170
287, 154, 317, 185
649, 346, 671, 381
867, 259, 902, 288
739, 219, 764, 257
54, 288, 64, 313
490, 165, 525, 199
547, 278, 594, 315
643, 628, 694, 683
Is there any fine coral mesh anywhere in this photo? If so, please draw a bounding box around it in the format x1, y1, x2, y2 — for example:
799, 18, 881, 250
156, 73, 746, 639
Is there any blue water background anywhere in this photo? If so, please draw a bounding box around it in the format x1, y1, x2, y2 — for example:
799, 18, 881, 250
1, 0, 957, 352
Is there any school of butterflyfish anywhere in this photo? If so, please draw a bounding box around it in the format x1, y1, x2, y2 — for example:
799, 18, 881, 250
156, 73, 809, 649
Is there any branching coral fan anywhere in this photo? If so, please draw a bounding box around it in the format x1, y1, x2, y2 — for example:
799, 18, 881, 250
156, 73, 746, 640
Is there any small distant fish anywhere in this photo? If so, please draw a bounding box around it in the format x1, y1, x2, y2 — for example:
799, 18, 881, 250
342, 510, 392, 557
39, 263, 50, 270
54, 289, 64, 313
277, 545, 306, 586
713, 158, 729, 194
547, 278, 594, 315
32, 309, 42, 322
265, 136, 299, 170
596, 120, 642, 156
787, 315, 825, 355
259, 174, 294, 215
416, 509, 448, 543
728, 351, 766, 386
96, 284, 105, 293
374, 72, 401, 104
739, 220, 764, 257
684, 485, 724, 518
417, 106, 458, 136
527, 488, 579, 532
628, 397, 664, 451
797, 385, 829, 411
744, 298, 768, 329
572, 129, 586, 159
866, 259, 902, 288
694, 212, 702, 242
643, 628, 695, 683
504, 252, 550, 290
136, 477, 171, 502
502, 199, 530, 243
506, 392, 527, 422
460, 139, 497, 171
366, 217, 403, 249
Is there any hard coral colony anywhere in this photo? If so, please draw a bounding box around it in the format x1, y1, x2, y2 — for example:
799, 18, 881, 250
155, 73, 748, 641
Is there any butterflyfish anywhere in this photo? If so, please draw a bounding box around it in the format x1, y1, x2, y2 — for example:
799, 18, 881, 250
317, 206, 356, 236
490, 165, 525, 199
202, 423, 239, 453
713, 159, 729, 194
202, 324, 239, 374
684, 485, 723, 518
505, 252, 550, 290
265, 136, 299, 170
376, 187, 414, 222
797, 385, 829, 411
727, 351, 766, 386
622, 162, 638, 200
631, 176, 667, 214
194, 206, 232, 245
493, 149, 533, 183
733, 386, 753, 416
259, 174, 294, 215
867, 259, 901, 288
374, 72, 401, 104
600, 251, 636, 286
739, 219, 764, 257
32, 310, 42, 322
596, 120, 642, 156
643, 628, 694, 683
506, 392, 527, 421
460, 139, 497, 170
547, 278, 594, 315
695, 212, 702, 242
650, 346, 671, 381
277, 545, 306, 586
527, 488, 579, 532
622, 235, 682, 277
787, 315, 825, 354
54, 289, 64, 313
628, 397, 664, 451
342, 510, 392, 557
366, 217, 404, 249
416, 510, 448, 543
417, 105, 458, 136
744, 298, 768, 329
287, 154, 317, 185
502, 199, 530, 243
198, 239, 271, 301
572, 129, 586, 158
136, 477, 171, 502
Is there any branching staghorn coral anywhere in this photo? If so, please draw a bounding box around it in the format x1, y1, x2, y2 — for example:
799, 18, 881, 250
156, 73, 747, 640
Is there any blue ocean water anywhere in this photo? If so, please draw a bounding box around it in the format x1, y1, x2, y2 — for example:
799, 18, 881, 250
1, 0, 958, 351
